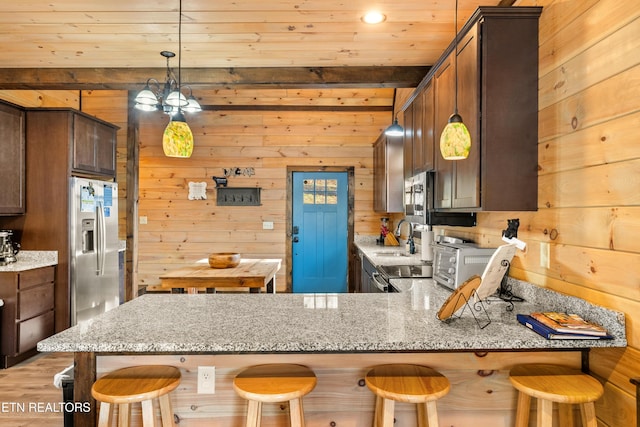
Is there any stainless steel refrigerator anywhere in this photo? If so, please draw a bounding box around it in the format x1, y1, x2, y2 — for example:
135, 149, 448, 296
69, 177, 120, 326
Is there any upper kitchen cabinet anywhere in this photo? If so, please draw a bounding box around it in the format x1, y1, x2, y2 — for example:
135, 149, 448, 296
402, 102, 414, 180
402, 81, 436, 178
434, 26, 481, 209
373, 132, 404, 213
72, 113, 118, 177
435, 7, 541, 211
410, 82, 436, 176
26, 109, 118, 179
0, 100, 26, 215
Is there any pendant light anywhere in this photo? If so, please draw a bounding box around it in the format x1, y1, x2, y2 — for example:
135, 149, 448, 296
384, 117, 404, 137
134, 0, 198, 158
439, 0, 471, 160
163, 110, 194, 158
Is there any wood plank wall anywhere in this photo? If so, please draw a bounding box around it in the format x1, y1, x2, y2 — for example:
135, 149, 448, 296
136, 88, 395, 292
1, 0, 639, 424
434, 1, 640, 425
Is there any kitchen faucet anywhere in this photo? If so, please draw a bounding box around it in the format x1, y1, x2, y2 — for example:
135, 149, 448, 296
395, 219, 415, 254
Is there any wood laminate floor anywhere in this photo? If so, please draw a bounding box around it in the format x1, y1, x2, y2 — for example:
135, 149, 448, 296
0, 352, 74, 427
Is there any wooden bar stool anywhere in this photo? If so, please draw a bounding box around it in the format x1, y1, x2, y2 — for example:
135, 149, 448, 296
509, 364, 604, 427
91, 365, 181, 427
233, 364, 317, 427
365, 364, 450, 427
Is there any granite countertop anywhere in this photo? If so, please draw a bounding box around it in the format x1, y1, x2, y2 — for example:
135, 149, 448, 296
37, 276, 627, 354
0, 250, 58, 272
355, 238, 426, 267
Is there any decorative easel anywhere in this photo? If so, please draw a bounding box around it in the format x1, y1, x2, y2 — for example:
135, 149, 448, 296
436, 243, 520, 329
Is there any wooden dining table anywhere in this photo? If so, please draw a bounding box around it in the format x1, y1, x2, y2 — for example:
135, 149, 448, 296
159, 258, 281, 293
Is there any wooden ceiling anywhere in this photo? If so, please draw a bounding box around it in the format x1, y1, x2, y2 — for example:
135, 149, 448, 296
0, 0, 509, 90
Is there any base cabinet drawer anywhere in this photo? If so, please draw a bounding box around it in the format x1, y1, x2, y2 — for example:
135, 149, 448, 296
18, 283, 54, 320
18, 266, 55, 290
0, 265, 57, 368
18, 310, 55, 354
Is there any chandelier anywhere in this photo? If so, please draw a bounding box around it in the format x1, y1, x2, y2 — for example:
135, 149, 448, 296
133, 0, 200, 158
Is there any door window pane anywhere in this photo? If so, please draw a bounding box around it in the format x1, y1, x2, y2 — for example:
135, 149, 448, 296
301, 178, 340, 204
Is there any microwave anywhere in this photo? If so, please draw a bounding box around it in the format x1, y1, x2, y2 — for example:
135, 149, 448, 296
404, 171, 477, 227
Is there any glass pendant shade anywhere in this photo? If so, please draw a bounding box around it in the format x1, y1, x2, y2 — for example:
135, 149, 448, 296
134, 87, 159, 107
439, 113, 471, 160
162, 111, 194, 158
165, 90, 188, 107
183, 95, 203, 113
384, 118, 404, 137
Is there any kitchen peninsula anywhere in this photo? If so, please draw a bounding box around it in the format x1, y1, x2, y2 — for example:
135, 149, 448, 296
38, 276, 625, 426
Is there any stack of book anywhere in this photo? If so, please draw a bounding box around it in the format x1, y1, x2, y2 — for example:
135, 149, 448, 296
517, 311, 612, 340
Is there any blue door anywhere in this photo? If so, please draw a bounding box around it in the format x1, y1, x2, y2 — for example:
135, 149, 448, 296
292, 172, 348, 293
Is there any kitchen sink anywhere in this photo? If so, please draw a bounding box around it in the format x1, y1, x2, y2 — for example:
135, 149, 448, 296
372, 251, 408, 257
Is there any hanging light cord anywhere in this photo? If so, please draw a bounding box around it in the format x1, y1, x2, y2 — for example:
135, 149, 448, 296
178, 0, 183, 90
454, 0, 459, 116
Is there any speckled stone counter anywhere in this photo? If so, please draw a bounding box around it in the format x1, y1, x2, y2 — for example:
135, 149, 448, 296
0, 250, 57, 272
355, 237, 426, 267
37, 258, 626, 427
37, 278, 626, 354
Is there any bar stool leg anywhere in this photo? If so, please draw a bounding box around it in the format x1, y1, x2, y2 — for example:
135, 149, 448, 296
514, 391, 531, 427
159, 393, 174, 427
417, 403, 427, 427
118, 403, 131, 426
141, 399, 155, 426
97, 402, 112, 427
289, 398, 305, 427
379, 398, 395, 427
537, 399, 553, 427
423, 401, 439, 427
246, 400, 262, 427
580, 402, 598, 427
373, 395, 382, 427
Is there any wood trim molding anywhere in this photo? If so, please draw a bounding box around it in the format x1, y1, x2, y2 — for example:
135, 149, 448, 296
0, 66, 430, 90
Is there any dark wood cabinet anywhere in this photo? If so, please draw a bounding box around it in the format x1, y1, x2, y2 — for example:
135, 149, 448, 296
0, 101, 26, 215
434, 27, 481, 209
373, 132, 404, 213
402, 103, 414, 180
403, 82, 435, 178
72, 112, 117, 177
416, 81, 435, 173
0, 266, 55, 368
4, 109, 118, 332
404, 7, 541, 212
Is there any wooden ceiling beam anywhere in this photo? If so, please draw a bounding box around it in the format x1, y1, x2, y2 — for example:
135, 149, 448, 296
0, 66, 430, 90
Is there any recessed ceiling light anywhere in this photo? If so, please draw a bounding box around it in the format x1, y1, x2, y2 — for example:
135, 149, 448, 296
361, 11, 386, 24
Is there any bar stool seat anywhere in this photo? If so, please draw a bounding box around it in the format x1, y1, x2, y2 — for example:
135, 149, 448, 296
91, 365, 181, 427
365, 364, 450, 427
509, 364, 604, 427
233, 364, 316, 427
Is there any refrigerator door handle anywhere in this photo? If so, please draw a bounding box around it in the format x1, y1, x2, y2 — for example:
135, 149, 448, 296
96, 201, 106, 276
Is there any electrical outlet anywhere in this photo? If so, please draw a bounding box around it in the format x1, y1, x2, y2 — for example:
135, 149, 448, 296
197, 366, 216, 394
262, 221, 274, 230
540, 242, 550, 269
139, 216, 148, 225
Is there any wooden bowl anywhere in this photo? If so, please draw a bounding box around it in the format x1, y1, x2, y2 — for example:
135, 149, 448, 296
208, 252, 241, 269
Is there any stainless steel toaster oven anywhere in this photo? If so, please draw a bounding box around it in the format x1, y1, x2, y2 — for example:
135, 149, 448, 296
433, 240, 496, 290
